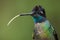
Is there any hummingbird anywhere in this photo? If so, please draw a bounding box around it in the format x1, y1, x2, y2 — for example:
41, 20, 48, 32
20, 5, 58, 40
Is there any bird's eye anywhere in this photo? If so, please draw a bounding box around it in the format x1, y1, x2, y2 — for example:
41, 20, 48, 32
40, 11, 43, 14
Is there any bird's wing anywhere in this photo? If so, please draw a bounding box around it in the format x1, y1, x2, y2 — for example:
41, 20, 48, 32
42, 20, 58, 40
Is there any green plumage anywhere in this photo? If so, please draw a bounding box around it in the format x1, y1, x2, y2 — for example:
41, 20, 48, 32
33, 20, 55, 40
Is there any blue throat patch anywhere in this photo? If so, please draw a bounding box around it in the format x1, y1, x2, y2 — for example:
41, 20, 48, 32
33, 16, 46, 23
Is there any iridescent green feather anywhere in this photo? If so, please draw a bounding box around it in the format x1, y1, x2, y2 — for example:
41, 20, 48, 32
33, 20, 55, 40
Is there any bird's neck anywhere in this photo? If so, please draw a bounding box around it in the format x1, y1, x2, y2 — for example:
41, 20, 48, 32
33, 16, 46, 23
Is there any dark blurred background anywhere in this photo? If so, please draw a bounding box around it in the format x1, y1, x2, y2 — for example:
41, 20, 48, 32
0, 0, 60, 40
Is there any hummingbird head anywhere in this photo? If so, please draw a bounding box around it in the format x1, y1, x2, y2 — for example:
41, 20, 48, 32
32, 5, 46, 23
32, 5, 46, 18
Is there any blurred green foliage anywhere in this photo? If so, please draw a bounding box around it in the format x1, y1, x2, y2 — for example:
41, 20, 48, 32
0, 0, 60, 40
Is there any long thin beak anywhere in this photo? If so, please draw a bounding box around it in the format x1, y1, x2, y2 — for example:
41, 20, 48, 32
20, 14, 32, 16
7, 12, 33, 26
20, 12, 33, 16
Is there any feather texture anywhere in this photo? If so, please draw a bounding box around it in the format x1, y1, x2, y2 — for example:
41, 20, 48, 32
33, 20, 55, 40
